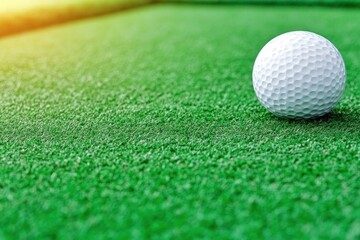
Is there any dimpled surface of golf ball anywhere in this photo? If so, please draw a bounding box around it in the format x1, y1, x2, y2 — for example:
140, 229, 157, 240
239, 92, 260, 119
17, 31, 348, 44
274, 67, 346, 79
253, 31, 346, 119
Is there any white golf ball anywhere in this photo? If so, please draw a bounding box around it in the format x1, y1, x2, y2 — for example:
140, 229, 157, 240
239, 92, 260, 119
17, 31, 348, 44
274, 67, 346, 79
253, 31, 346, 119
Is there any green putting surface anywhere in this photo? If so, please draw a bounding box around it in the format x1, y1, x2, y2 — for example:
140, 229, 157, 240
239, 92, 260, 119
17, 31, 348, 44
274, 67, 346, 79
0, 3, 359, 239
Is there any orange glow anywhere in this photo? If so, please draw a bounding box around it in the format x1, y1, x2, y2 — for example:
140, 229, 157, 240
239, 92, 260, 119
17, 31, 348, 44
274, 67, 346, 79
1, 0, 135, 14
0, 0, 148, 37
1, 1, 66, 13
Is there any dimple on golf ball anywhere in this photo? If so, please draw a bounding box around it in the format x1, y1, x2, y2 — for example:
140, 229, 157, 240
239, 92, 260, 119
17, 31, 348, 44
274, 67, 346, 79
252, 31, 346, 119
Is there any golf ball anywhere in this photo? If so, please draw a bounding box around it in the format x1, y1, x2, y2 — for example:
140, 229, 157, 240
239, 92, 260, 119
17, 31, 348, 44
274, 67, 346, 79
253, 31, 346, 119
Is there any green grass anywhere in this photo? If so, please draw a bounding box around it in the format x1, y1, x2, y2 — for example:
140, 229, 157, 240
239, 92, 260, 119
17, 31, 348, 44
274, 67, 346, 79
1, 0, 359, 37
163, 0, 360, 6
0, 3, 359, 239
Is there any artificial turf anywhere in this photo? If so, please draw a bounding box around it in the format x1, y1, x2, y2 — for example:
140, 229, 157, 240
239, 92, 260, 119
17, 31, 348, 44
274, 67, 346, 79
0, 3, 359, 240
